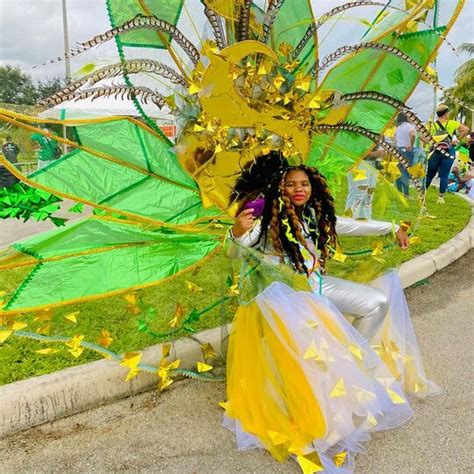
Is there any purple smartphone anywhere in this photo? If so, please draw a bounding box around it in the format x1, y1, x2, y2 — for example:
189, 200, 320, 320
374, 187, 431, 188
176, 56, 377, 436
243, 197, 265, 217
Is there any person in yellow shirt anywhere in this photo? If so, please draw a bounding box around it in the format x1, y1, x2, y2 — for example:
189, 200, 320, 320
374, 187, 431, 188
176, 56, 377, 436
426, 104, 469, 203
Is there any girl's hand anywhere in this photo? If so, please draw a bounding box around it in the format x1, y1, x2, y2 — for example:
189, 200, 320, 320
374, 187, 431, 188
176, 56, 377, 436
395, 228, 410, 250
232, 209, 255, 238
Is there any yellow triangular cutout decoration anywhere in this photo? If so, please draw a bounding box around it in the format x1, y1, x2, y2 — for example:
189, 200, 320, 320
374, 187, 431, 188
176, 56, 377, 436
197, 361, 213, 373
386, 388, 406, 404
296, 453, 324, 473
329, 378, 346, 398
268, 430, 291, 446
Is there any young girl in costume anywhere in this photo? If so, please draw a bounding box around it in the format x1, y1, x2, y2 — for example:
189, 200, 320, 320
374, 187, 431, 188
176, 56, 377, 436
223, 153, 438, 473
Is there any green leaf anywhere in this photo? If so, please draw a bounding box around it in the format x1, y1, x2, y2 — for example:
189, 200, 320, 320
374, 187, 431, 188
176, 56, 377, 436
68, 202, 84, 213
50, 217, 68, 227
39, 203, 61, 214
35, 189, 52, 200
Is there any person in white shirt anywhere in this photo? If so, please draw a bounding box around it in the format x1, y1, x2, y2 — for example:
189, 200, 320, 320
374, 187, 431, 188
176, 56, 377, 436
394, 113, 416, 197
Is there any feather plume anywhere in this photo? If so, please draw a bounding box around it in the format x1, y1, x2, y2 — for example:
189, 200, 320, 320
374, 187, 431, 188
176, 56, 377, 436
204, 6, 227, 49
59, 85, 166, 109
314, 42, 468, 108
260, 0, 284, 44
313, 123, 424, 196
39, 60, 186, 107
237, 0, 252, 41
33, 14, 200, 69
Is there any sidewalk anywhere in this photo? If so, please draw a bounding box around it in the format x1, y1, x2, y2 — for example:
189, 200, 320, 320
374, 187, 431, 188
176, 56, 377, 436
0, 200, 90, 248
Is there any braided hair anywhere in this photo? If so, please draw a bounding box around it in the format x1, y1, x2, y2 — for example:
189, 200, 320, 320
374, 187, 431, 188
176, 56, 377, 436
229, 151, 289, 211
232, 154, 338, 274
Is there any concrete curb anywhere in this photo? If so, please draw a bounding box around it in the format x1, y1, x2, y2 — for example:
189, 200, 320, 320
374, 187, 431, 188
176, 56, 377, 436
1, 197, 472, 437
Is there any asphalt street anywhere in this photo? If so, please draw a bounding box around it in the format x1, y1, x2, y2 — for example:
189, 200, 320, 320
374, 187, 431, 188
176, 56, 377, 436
0, 251, 472, 473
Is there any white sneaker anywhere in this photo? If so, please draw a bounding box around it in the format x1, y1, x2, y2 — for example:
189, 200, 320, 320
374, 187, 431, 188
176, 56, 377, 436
437, 196, 445, 204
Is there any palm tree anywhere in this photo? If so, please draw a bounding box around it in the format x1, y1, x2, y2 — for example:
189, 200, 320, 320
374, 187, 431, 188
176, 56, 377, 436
442, 42, 473, 127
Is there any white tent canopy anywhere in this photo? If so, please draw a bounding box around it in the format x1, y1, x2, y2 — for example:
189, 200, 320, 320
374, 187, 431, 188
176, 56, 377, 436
38, 96, 173, 121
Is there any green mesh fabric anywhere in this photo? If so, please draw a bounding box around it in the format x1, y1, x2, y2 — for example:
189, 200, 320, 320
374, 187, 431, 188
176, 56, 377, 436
106, 0, 185, 48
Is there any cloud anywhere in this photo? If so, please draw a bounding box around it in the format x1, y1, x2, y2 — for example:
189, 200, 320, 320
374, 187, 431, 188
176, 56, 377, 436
0, 0, 109, 79
0, 0, 472, 106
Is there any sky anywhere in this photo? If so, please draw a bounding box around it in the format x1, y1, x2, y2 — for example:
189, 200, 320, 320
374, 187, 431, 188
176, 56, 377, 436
0, 0, 472, 119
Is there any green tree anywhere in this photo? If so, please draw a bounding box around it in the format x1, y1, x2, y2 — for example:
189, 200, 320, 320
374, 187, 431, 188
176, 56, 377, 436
442, 42, 474, 127
0, 65, 38, 105
36, 77, 65, 103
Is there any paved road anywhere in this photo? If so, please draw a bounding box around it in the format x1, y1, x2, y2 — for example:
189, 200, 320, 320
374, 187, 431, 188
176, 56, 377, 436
0, 252, 472, 473
0, 200, 90, 248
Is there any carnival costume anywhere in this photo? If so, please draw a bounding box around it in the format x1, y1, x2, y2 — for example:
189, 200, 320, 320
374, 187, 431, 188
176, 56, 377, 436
0, 1, 466, 472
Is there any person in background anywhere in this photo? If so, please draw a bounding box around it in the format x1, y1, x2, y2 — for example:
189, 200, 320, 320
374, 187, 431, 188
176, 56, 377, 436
344, 148, 383, 220
447, 159, 474, 200
31, 131, 61, 170
394, 112, 416, 197
468, 132, 474, 164
425, 103, 469, 204
413, 129, 427, 185
0, 135, 20, 188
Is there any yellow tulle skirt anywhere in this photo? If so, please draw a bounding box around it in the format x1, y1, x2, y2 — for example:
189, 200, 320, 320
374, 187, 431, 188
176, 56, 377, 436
223, 275, 438, 473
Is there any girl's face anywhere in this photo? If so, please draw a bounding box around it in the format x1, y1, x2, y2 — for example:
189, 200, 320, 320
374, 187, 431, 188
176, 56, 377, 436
284, 169, 312, 207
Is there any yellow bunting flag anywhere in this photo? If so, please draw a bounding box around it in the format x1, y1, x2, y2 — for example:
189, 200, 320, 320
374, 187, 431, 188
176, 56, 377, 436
332, 247, 347, 263
185, 280, 203, 293
66, 334, 85, 358
34, 309, 52, 322
218, 401, 229, 410
96, 329, 113, 348
0, 330, 13, 344
371, 241, 384, 256
169, 303, 185, 328
201, 342, 217, 360
197, 361, 213, 373
120, 351, 142, 381
296, 453, 324, 473
162, 342, 172, 359
348, 345, 363, 361
64, 311, 79, 324
10, 322, 28, 331
37, 323, 52, 336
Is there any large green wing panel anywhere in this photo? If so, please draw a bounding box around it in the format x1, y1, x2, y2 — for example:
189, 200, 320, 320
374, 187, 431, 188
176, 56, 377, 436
5, 217, 221, 312
106, 0, 185, 48
310, 28, 443, 181
27, 119, 222, 225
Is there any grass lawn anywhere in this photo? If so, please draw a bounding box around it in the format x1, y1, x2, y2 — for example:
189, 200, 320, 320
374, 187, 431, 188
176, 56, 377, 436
0, 187, 471, 385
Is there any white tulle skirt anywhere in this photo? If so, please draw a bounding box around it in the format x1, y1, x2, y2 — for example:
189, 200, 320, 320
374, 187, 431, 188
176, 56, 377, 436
223, 273, 438, 473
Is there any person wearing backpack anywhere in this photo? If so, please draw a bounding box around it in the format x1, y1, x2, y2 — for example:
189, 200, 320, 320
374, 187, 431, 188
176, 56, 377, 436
425, 104, 469, 203
1, 135, 20, 188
